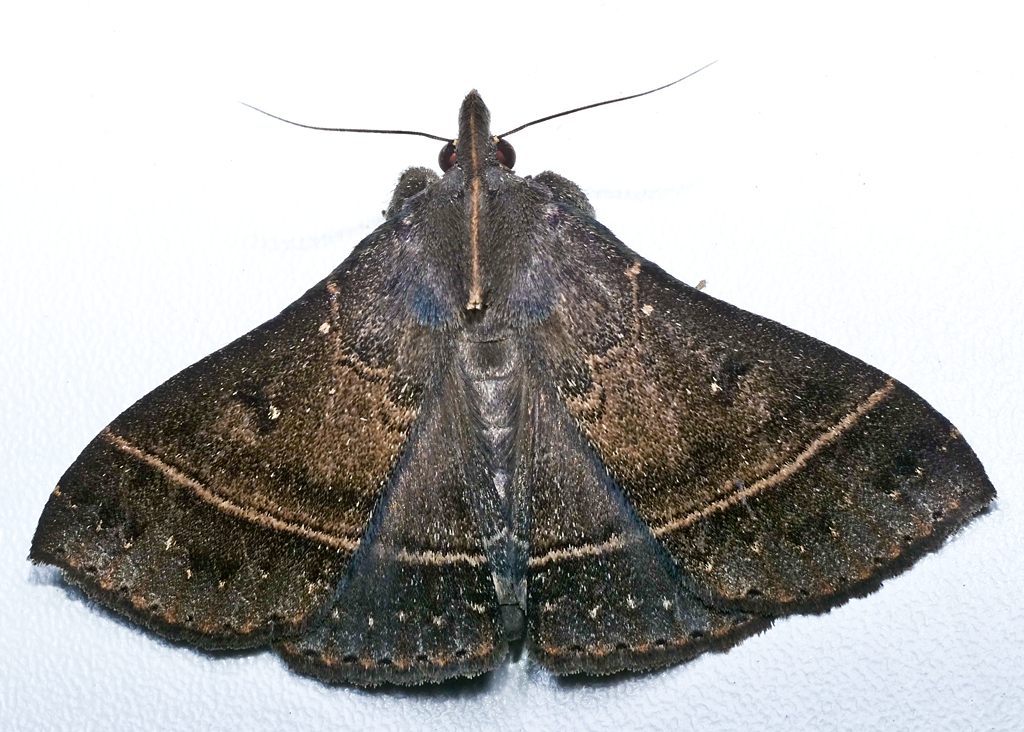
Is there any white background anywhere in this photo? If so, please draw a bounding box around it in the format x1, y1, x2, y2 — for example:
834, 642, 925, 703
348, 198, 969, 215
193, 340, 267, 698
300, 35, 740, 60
2, 2, 1022, 730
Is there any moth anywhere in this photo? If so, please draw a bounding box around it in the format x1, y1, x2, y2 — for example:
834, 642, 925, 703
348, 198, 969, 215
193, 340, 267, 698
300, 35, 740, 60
32, 88, 995, 687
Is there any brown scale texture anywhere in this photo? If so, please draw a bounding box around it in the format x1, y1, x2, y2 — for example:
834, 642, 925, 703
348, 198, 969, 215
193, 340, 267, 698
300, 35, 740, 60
31, 90, 994, 686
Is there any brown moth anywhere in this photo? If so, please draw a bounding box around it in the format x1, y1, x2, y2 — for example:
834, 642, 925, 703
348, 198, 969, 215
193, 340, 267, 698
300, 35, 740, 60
31, 89, 994, 686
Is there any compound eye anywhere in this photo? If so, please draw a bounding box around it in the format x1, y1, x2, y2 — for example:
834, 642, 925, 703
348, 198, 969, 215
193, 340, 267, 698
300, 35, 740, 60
438, 140, 457, 171
495, 138, 516, 169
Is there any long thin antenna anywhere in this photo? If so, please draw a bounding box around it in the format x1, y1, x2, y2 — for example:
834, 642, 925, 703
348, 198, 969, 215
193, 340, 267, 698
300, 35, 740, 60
243, 62, 716, 144
497, 61, 717, 138
239, 103, 450, 142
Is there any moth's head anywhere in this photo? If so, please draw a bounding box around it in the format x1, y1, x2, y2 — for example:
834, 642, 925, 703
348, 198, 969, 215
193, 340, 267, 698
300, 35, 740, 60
437, 90, 516, 173
437, 137, 516, 172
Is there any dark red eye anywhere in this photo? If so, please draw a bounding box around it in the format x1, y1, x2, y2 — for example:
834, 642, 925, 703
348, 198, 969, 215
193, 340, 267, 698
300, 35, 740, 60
495, 138, 516, 169
438, 140, 456, 171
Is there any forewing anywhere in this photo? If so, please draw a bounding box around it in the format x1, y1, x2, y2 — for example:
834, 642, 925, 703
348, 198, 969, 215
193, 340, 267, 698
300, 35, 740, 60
31, 225, 436, 648
536, 209, 994, 616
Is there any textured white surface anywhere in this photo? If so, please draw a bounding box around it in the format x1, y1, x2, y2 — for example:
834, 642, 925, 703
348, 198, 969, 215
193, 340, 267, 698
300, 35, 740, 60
2, 3, 1022, 730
